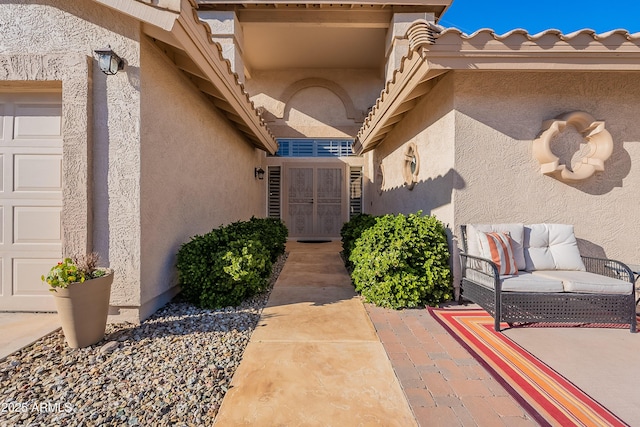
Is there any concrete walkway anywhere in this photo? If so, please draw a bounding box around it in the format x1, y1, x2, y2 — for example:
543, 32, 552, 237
3, 241, 633, 425
214, 241, 417, 426
0, 312, 59, 361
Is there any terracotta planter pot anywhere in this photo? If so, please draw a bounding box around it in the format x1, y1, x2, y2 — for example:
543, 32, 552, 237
51, 273, 113, 348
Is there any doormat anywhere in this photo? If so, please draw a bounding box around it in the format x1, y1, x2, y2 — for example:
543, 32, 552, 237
428, 307, 629, 427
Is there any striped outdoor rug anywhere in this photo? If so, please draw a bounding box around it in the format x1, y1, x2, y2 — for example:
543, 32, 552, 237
429, 308, 629, 427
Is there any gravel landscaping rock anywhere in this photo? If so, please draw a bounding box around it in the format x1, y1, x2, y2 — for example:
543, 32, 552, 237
0, 253, 287, 427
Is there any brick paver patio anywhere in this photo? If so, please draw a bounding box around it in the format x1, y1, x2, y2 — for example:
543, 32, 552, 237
365, 304, 539, 427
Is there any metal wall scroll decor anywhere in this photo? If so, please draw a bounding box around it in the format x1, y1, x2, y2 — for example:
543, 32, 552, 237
403, 143, 420, 190
533, 111, 613, 182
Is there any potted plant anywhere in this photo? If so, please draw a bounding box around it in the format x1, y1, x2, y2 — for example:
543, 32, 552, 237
42, 253, 113, 348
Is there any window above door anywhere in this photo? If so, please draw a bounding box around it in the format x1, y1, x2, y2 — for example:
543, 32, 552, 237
272, 138, 357, 158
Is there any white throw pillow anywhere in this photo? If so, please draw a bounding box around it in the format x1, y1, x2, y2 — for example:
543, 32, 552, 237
524, 224, 586, 271
465, 223, 525, 270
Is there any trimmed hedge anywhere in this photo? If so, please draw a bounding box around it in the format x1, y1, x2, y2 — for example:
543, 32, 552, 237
348, 211, 453, 309
177, 217, 288, 308
225, 217, 288, 262
340, 213, 377, 268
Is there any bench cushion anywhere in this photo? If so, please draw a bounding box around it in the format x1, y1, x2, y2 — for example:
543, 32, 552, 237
500, 272, 564, 292
524, 224, 586, 271
532, 270, 633, 295
467, 223, 525, 270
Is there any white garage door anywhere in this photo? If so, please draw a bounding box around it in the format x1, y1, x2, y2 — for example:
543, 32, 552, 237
0, 92, 63, 311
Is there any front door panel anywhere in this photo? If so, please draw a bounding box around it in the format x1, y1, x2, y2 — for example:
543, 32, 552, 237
287, 167, 314, 237
316, 167, 342, 237
285, 163, 345, 239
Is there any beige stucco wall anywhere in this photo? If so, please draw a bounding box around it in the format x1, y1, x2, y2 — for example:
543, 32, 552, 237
0, 60, 91, 257
245, 69, 377, 238
366, 73, 457, 227
1, 2, 268, 321
362, 73, 459, 294
0, 1, 143, 313
138, 37, 264, 318
245, 69, 383, 139
452, 71, 640, 263
363, 70, 640, 296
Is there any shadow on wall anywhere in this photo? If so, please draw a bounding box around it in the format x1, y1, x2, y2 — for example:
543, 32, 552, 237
539, 118, 632, 195
92, 63, 111, 266
453, 74, 639, 197
559, 145, 631, 195
461, 108, 634, 196
370, 168, 466, 217
93, 63, 141, 266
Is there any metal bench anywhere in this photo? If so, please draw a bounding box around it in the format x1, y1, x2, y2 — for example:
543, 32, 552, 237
459, 224, 637, 333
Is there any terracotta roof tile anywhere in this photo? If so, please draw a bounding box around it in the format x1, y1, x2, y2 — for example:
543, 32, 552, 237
355, 24, 640, 154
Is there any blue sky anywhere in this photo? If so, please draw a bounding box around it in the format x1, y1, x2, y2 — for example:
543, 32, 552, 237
439, 0, 640, 35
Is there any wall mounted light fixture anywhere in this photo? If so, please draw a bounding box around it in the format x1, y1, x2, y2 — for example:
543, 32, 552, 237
254, 167, 265, 180
94, 45, 125, 75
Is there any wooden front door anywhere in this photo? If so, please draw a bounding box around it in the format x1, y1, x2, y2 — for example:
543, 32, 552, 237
285, 163, 345, 239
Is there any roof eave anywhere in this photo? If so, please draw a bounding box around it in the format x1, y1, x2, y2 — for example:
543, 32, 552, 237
175, 2, 278, 153
354, 20, 442, 155
93, 0, 278, 154
93, 0, 181, 30
355, 24, 640, 155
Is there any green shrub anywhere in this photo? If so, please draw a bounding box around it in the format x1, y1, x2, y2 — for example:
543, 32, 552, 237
349, 211, 452, 309
211, 238, 270, 307
176, 228, 231, 307
340, 214, 377, 266
176, 217, 287, 309
225, 217, 288, 262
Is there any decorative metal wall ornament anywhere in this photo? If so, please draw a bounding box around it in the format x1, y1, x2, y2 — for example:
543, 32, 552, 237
533, 111, 613, 182
403, 143, 420, 190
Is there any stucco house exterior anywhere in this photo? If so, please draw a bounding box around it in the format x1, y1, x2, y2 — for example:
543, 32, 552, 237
1, 0, 638, 322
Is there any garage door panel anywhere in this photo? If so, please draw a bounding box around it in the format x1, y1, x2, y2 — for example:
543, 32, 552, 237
0, 92, 62, 311
14, 206, 62, 243
0, 154, 4, 192
13, 258, 59, 296
14, 154, 62, 192
13, 104, 62, 140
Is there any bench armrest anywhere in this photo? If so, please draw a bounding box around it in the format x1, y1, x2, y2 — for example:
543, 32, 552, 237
460, 252, 501, 291
582, 256, 635, 283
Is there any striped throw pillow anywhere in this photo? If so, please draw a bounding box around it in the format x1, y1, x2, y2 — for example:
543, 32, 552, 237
477, 231, 518, 276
